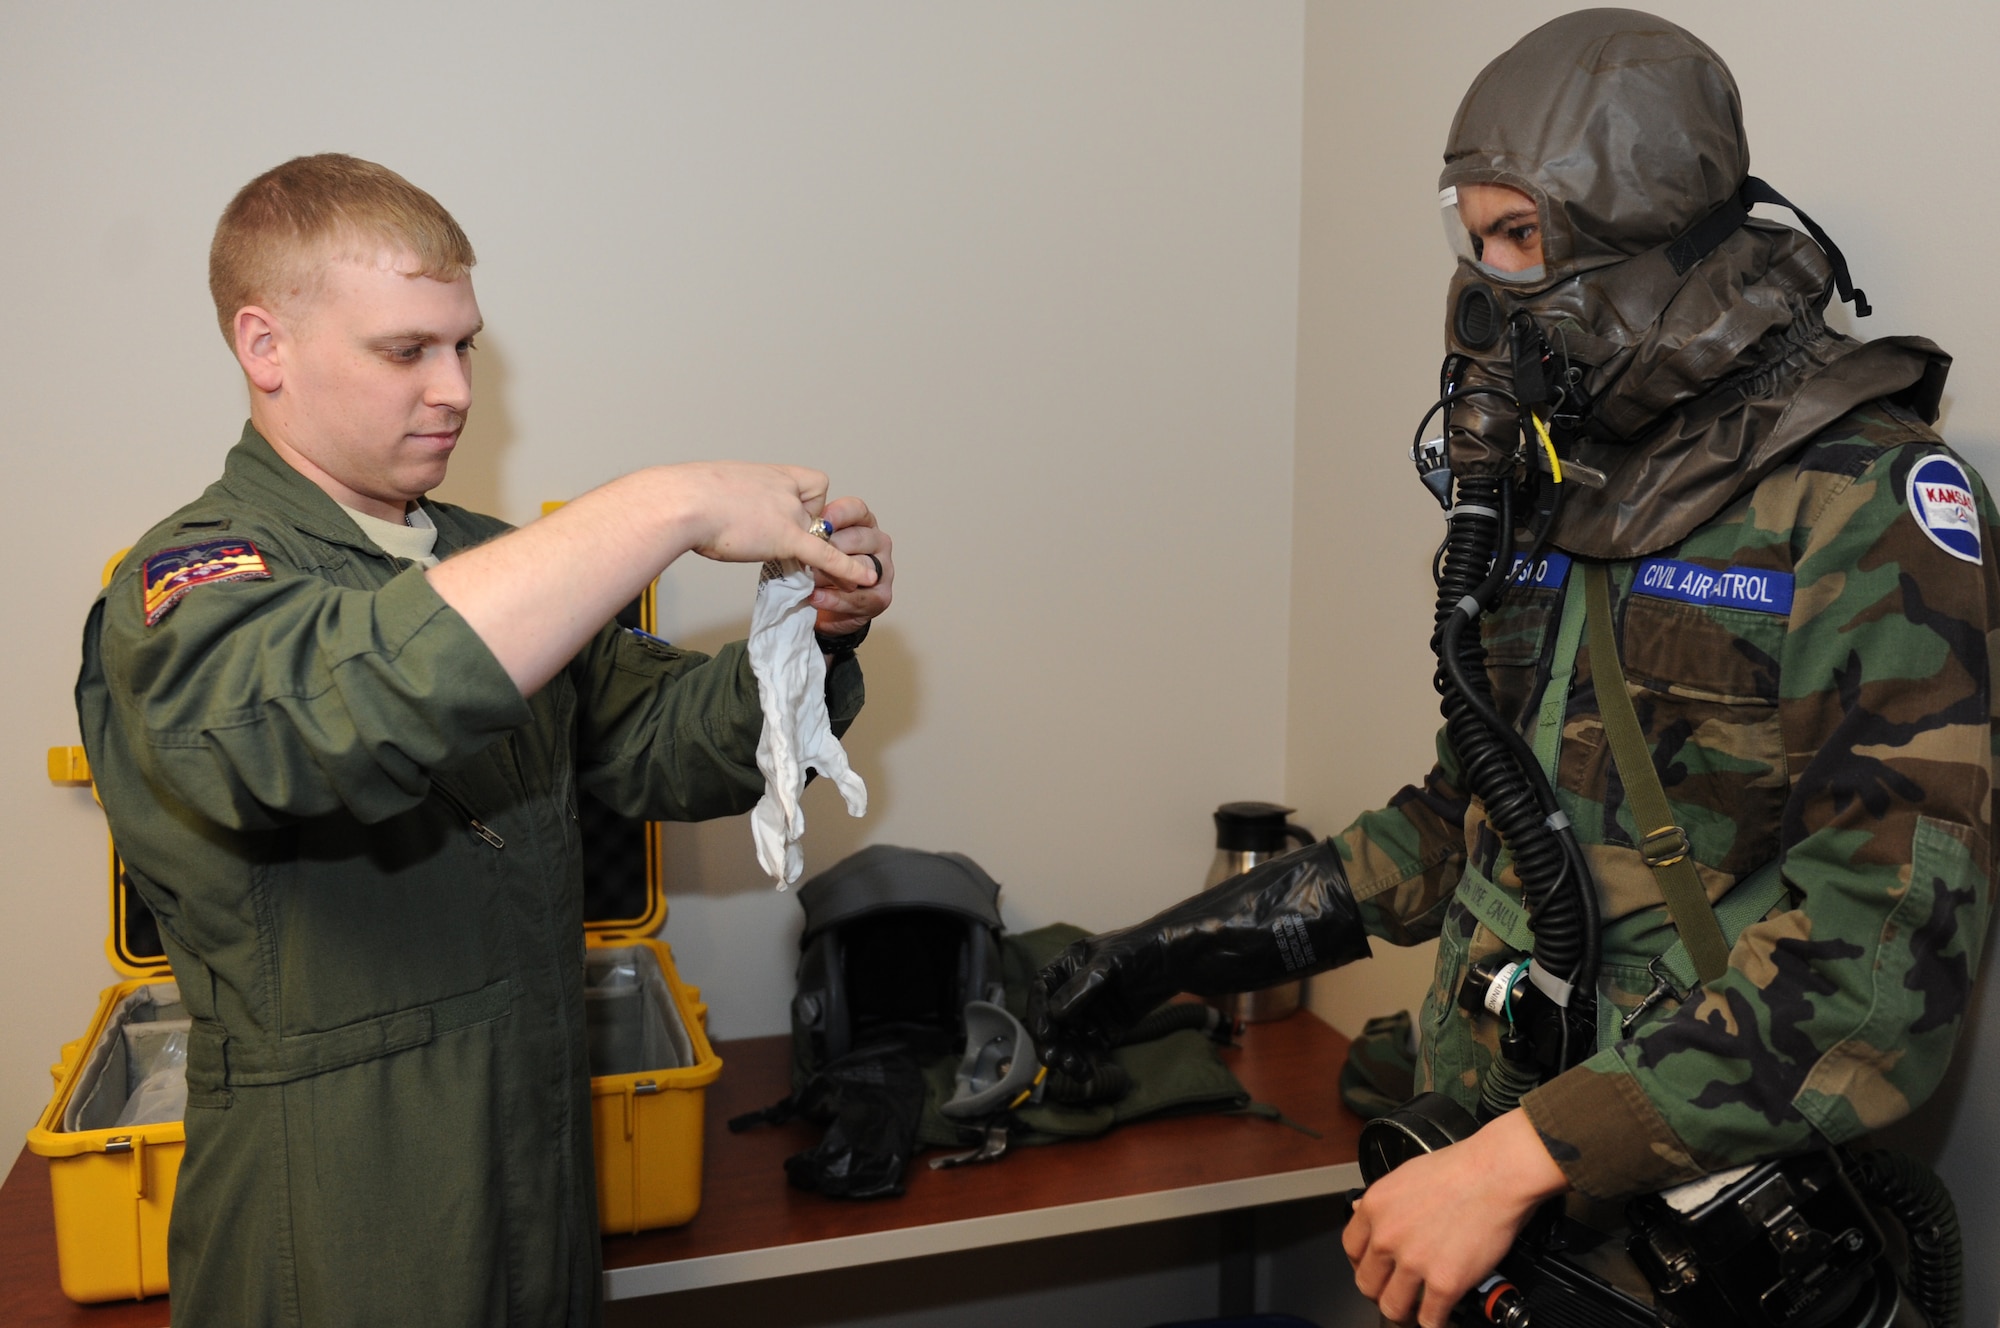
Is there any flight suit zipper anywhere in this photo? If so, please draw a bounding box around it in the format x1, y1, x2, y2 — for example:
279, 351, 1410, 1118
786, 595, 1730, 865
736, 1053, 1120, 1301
432, 780, 506, 849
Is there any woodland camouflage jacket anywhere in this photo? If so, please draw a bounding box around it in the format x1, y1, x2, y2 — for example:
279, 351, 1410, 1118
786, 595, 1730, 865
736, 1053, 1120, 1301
1337, 401, 1999, 1201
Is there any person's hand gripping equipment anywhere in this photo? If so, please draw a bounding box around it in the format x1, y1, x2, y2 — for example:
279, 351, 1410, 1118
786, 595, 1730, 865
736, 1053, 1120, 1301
1345, 1107, 1570, 1328
1025, 839, 1372, 1078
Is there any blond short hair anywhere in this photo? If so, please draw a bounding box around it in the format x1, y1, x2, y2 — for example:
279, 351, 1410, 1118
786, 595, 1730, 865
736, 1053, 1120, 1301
208, 154, 476, 342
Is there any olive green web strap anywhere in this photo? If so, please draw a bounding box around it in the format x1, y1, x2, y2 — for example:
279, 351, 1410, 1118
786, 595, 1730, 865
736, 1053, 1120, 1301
1640, 860, 1788, 994
1581, 563, 1733, 985
1533, 574, 1591, 777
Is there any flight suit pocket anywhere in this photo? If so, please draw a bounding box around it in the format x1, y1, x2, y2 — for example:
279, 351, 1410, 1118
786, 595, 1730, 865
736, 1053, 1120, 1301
285, 1001, 515, 1324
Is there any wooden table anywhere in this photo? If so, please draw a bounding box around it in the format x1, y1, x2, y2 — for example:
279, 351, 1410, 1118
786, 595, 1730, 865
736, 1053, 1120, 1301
604, 1011, 1364, 1299
1, 1012, 1364, 1324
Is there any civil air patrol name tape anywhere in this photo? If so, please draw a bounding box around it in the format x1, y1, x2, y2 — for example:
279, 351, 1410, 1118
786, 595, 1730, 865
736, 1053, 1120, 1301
1632, 558, 1793, 614
1908, 455, 1983, 565
142, 538, 272, 626
1510, 549, 1795, 615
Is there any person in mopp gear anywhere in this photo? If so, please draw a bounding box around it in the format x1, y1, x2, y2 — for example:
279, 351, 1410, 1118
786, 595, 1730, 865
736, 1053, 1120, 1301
1028, 11, 1995, 1327
76, 153, 894, 1327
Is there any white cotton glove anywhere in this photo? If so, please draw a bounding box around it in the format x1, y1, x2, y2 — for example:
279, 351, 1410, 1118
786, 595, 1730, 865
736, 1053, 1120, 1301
747, 561, 868, 886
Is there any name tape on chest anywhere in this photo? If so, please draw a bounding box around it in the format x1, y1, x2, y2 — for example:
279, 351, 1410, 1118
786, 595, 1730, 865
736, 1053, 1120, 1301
1505, 551, 1572, 590
142, 538, 272, 626
1632, 558, 1793, 615
1908, 455, 1983, 565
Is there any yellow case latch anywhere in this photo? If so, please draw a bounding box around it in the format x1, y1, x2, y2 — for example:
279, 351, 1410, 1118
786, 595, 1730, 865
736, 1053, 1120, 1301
48, 746, 91, 786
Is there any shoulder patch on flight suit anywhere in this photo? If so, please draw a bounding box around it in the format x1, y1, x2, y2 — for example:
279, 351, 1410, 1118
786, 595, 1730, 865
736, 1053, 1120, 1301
1907, 455, 1982, 564
142, 538, 272, 625
627, 627, 680, 658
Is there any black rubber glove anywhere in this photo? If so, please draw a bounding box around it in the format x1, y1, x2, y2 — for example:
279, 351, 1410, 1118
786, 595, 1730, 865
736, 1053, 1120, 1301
1026, 838, 1372, 1078
780, 1044, 926, 1199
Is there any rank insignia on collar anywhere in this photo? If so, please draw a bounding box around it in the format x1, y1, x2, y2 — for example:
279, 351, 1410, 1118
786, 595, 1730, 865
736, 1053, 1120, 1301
142, 538, 272, 626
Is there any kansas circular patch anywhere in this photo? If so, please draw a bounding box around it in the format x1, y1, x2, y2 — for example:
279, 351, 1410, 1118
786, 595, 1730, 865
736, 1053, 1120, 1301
1907, 455, 1983, 564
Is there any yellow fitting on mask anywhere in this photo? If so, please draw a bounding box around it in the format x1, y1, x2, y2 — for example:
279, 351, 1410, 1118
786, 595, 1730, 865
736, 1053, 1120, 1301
1531, 413, 1562, 483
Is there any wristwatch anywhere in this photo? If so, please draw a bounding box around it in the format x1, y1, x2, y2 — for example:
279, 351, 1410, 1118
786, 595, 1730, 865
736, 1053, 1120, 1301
814, 620, 870, 659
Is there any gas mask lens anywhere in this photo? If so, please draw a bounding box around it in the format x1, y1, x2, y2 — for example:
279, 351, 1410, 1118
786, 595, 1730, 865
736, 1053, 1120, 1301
1439, 184, 1547, 286
1439, 186, 1479, 264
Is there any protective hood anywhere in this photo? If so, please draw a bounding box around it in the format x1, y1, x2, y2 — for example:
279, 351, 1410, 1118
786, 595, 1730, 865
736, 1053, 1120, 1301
1438, 8, 1949, 558
1443, 9, 1743, 283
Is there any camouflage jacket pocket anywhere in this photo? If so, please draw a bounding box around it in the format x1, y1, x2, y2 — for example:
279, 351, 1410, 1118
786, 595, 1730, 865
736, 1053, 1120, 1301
1794, 815, 1984, 1141
1419, 893, 1498, 1112
1482, 586, 1560, 725
1613, 594, 1789, 879
1620, 594, 1783, 704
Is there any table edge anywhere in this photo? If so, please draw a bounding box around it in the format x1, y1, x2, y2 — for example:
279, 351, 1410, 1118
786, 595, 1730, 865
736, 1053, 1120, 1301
602, 1159, 1362, 1299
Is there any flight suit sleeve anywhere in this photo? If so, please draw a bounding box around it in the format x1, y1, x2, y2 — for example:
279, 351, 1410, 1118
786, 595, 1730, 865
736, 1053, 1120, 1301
1524, 445, 1998, 1199
566, 624, 865, 823
84, 547, 532, 832
1334, 728, 1474, 947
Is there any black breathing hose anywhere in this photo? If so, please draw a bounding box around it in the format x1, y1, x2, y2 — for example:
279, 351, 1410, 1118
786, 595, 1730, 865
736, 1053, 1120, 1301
1847, 1149, 1963, 1328
1044, 1060, 1130, 1105
1433, 475, 1592, 1010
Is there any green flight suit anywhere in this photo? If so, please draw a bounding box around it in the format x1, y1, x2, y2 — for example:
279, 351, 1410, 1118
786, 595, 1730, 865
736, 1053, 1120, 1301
75, 425, 864, 1327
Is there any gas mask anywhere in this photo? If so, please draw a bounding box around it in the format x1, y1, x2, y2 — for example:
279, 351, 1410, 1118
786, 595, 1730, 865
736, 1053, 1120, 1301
1409, 8, 1901, 558
1426, 176, 1871, 493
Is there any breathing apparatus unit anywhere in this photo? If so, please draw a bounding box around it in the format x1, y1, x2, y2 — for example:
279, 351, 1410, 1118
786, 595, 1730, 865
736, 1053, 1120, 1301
1356, 1092, 1962, 1328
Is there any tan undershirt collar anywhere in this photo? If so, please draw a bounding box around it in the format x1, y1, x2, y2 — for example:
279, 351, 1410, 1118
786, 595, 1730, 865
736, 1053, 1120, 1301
339, 502, 441, 569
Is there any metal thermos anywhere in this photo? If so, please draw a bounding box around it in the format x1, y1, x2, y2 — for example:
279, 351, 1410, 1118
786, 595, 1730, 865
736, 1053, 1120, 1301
1204, 801, 1316, 1023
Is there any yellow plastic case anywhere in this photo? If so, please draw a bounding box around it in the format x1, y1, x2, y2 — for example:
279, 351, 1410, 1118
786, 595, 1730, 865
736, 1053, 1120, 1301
586, 929, 724, 1234
581, 794, 724, 1235
24, 835, 182, 1303
30, 564, 721, 1303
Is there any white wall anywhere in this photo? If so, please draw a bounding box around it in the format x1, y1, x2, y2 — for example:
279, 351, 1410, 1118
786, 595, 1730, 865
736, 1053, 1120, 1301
0, 1, 1304, 1144
1291, 3, 2000, 1325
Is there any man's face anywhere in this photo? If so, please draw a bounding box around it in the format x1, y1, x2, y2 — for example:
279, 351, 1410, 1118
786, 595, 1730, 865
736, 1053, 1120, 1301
261, 250, 482, 517
1456, 183, 1544, 273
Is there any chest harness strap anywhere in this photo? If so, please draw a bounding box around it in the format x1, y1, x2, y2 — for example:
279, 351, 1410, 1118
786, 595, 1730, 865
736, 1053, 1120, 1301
1580, 563, 1733, 985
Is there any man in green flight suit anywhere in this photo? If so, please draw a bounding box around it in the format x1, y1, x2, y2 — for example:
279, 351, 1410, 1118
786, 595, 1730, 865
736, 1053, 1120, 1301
76, 153, 894, 1327
1030, 11, 1995, 1327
